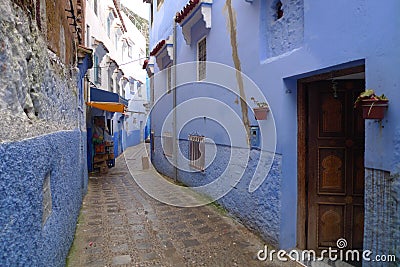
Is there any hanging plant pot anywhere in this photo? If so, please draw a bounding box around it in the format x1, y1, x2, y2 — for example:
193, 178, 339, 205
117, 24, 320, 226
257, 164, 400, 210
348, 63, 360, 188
360, 99, 389, 119
253, 107, 269, 120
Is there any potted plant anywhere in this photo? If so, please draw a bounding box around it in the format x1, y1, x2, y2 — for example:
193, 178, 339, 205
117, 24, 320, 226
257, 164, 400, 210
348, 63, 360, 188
251, 97, 270, 120
354, 89, 389, 119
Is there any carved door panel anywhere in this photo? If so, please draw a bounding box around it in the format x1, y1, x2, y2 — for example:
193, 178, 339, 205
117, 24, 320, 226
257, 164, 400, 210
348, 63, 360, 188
307, 80, 365, 251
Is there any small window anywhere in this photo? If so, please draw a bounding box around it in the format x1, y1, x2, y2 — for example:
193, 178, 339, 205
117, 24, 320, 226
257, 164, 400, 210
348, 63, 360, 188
42, 172, 52, 226
115, 33, 118, 51
150, 3, 154, 25
162, 132, 173, 157
138, 82, 143, 97
116, 80, 120, 96
122, 43, 126, 61
94, 0, 98, 15
108, 69, 114, 92
86, 25, 90, 47
139, 49, 145, 65
189, 135, 205, 171
107, 17, 111, 37
94, 55, 101, 85
166, 66, 172, 93
127, 44, 132, 58
197, 37, 206, 81
276, 1, 283, 20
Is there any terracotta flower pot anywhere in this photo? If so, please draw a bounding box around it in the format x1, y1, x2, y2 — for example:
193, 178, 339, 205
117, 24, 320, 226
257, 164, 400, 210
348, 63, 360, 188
361, 99, 389, 119
253, 107, 269, 120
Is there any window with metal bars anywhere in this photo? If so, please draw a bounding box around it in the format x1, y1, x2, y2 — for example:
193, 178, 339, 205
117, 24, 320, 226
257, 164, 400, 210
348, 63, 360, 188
189, 135, 205, 171
162, 132, 173, 157
94, 55, 101, 85
109, 69, 114, 92
197, 37, 206, 81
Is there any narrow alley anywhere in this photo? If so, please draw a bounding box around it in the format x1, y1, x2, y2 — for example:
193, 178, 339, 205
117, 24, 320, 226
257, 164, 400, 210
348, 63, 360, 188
66, 145, 297, 267
2, 0, 400, 266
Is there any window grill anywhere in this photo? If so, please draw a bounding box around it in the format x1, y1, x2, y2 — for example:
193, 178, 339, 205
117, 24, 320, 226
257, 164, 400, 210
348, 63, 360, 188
109, 69, 114, 92
189, 135, 205, 171
94, 55, 101, 85
162, 132, 173, 157
197, 37, 207, 80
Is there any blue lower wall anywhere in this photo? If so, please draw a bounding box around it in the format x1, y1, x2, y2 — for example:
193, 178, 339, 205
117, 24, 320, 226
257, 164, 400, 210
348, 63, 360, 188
113, 131, 123, 157
151, 136, 282, 246
0, 130, 87, 266
125, 130, 141, 149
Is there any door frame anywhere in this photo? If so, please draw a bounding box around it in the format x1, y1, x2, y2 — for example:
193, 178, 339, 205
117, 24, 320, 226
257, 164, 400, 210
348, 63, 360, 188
296, 65, 365, 249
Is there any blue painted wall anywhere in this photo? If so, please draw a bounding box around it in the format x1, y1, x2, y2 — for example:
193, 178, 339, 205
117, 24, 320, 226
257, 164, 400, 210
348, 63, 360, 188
0, 130, 87, 266
113, 131, 121, 157
125, 130, 141, 149
150, 0, 400, 249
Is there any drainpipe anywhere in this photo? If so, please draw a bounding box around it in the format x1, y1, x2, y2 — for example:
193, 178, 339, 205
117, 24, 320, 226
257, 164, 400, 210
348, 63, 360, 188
172, 19, 178, 182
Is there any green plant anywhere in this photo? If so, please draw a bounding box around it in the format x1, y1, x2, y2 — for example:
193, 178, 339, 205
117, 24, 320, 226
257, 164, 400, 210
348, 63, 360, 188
250, 97, 269, 108
354, 89, 388, 108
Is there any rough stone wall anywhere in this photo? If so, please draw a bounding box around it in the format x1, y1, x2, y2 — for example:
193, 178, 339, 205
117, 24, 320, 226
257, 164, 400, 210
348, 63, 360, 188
363, 126, 400, 266
0, 0, 79, 142
0, 0, 88, 265
151, 137, 282, 247
0, 130, 85, 266
363, 168, 400, 267
261, 0, 304, 59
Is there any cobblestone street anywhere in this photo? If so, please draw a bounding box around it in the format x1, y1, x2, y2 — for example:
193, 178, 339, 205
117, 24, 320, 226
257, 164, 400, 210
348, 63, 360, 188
66, 144, 298, 267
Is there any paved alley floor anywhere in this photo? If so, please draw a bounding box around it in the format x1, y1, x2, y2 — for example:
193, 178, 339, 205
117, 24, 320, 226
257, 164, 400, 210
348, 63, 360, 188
67, 144, 299, 267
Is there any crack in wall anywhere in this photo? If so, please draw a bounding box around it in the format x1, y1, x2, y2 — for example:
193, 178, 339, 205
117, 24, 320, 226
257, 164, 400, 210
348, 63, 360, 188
224, 0, 250, 144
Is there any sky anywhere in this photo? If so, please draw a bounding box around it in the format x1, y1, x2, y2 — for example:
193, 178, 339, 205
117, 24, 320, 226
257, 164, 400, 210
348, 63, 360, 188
121, 0, 150, 20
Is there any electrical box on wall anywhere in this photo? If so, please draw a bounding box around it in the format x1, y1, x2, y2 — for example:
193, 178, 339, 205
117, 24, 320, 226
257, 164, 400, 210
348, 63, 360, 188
250, 126, 260, 149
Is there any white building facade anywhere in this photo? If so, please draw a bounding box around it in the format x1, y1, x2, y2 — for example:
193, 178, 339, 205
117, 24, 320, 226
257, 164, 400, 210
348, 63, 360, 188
85, 0, 148, 161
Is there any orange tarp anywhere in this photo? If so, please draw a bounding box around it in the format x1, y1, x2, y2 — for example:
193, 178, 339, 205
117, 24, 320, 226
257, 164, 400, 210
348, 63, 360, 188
86, 102, 125, 113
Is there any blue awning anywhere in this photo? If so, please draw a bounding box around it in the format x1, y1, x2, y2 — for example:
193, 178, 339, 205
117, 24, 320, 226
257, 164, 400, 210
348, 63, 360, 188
90, 87, 129, 106
119, 96, 129, 106
90, 87, 119, 103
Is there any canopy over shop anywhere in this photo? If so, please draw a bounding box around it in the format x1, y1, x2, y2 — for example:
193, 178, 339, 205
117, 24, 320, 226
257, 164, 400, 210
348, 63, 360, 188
86, 87, 128, 172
